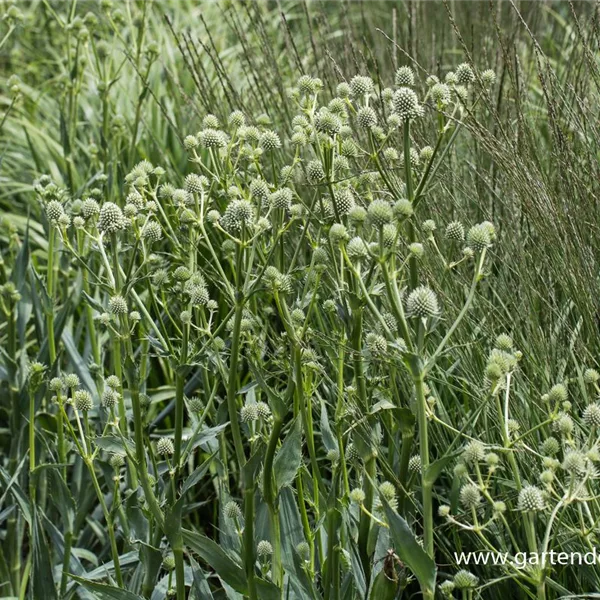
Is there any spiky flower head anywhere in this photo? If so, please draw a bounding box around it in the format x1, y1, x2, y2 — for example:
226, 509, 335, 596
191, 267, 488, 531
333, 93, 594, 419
200, 128, 226, 149
350, 488, 366, 503
63, 373, 80, 388
445, 221, 465, 242
439, 581, 456, 597
224, 500, 242, 519
459, 483, 481, 508
74, 390, 93, 412
109, 453, 125, 469
98, 202, 125, 233
349, 75, 374, 97
183, 135, 198, 150
393, 199, 413, 219
202, 114, 219, 128
584, 368, 600, 384
481, 69, 496, 87
49, 377, 64, 392
257, 540, 273, 558
296, 541, 310, 561
346, 237, 368, 262
259, 130, 281, 151
329, 223, 348, 244
495, 333, 513, 351
583, 403, 600, 428
157, 437, 174, 456
395, 66, 415, 87
563, 450, 587, 476
366, 333, 387, 356
46, 200, 65, 223
406, 286, 439, 319
378, 481, 397, 509
408, 455, 422, 473
221, 199, 255, 232
306, 160, 325, 184
82, 198, 100, 219
240, 404, 258, 423
463, 440, 485, 463
367, 199, 393, 228
256, 401, 271, 419
108, 295, 128, 315
466, 223, 491, 251
548, 384, 568, 404
142, 221, 162, 243
336, 82, 351, 98
453, 570, 478, 589
540, 437, 560, 456
431, 83, 451, 105
518, 485, 544, 512
270, 188, 293, 211
102, 388, 119, 409
356, 106, 377, 129
315, 109, 342, 136
438, 505, 451, 518
456, 63, 475, 86
392, 87, 422, 120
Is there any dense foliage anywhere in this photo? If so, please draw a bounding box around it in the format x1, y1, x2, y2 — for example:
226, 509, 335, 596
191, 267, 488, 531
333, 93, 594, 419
2, 2, 600, 600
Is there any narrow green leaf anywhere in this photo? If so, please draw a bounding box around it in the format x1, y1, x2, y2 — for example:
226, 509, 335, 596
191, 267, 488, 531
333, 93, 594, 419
69, 575, 144, 600
181, 529, 247, 594
32, 506, 58, 600
273, 417, 302, 491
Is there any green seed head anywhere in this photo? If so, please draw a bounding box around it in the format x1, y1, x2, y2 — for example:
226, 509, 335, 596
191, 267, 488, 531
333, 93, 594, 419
366, 332, 387, 356
431, 83, 451, 105
349, 75, 373, 97
584, 368, 600, 384
563, 451, 587, 476
256, 401, 271, 419
336, 82, 351, 98
540, 437, 560, 456
453, 570, 478, 590
392, 87, 422, 120
445, 221, 465, 242
108, 295, 128, 315
439, 581, 456, 597
109, 453, 125, 469
74, 390, 93, 412
98, 202, 125, 233
459, 483, 481, 508
46, 200, 65, 223
367, 199, 393, 228
162, 554, 176, 571
157, 437, 174, 456
257, 540, 273, 558
408, 455, 422, 473
259, 130, 281, 151
462, 440, 485, 463
481, 69, 496, 87
395, 66, 415, 87
142, 221, 162, 243
548, 383, 568, 404
456, 63, 475, 86
49, 377, 64, 392
583, 403, 600, 428
296, 541, 310, 561
350, 488, 366, 503
518, 485, 544, 512
406, 286, 439, 319
200, 128, 227, 149
356, 106, 377, 128
495, 333, 513, 351
82, 198, 100, 219
393, 199, 413, 219
224, 500, 242, 519
466, 223, 491, 251
240, 404, 258, 423
64, 373, 80, 388
102, 388, 119, 409
329, 223, 348, 244
438, 505, 451, 518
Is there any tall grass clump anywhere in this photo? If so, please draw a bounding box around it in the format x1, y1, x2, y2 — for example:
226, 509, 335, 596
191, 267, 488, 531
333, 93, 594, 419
3, 2, 600, 600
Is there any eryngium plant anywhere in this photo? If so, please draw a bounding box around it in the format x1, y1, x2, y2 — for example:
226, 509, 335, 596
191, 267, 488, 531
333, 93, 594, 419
1, 63, 504, 599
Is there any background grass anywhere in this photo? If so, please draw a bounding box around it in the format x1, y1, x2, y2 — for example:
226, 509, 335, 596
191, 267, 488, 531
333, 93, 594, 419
2, 0, 600, 597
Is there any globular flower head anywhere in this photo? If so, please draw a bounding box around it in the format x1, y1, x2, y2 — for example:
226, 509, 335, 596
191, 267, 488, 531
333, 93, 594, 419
259, 130, 281, 151
392, 87, 422, 120
347, 237, 369, 262
109, 453, 125, 469
584, 368, 600, 384
495, 333, 513, 351
367, 199, 393, 228
329, 223, 348, 244
583, 403, 600, 428
439, 581, 456, 597
200, 128, 226, 149
142, 221, 162, 243
314, 109, 342, 136
356, 106, 377, 129
98, 202, 125, 233
228, 110, 245, 128
102, 387, 119, 409
240, 403, 258, 423
459, 483, 481, 508
257, 540, 273, 558
393, 199, 413, 219
157, 437, 174, 456
540, 437, 560, 456
74, 390, 93, 412
202, 114, 220, 128
563, 450, 587, 476
46, 200, 65, 223
518, 485, 544, 512
224, 500, 242, 519
431, 83, 451, 105
456, 63, 475, 86
306, 160, 325, 184
453, 570, 478, 590
270, 188, 293, 211
221, 199, 255, 232
82, 198, 100, 219
184, 174, 207, 194
481, 69, 496, 87
109, 295, 128, 315
64, 373, 80, 388
408, 455, 422, 473
336, 82, 351, 98
49, 377, 64, 393
406, 286, 439, 319
256, 401, 271, 419
350, 488, 366, 503
548, 383, 568, 404
462, 440, 485, 463
366, 332, 387, 356
349, 75, 374, 97
445, 221, 465, 242
395, 66, 415, 87
296, 541, 310, 561
466, 223, 491, 251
